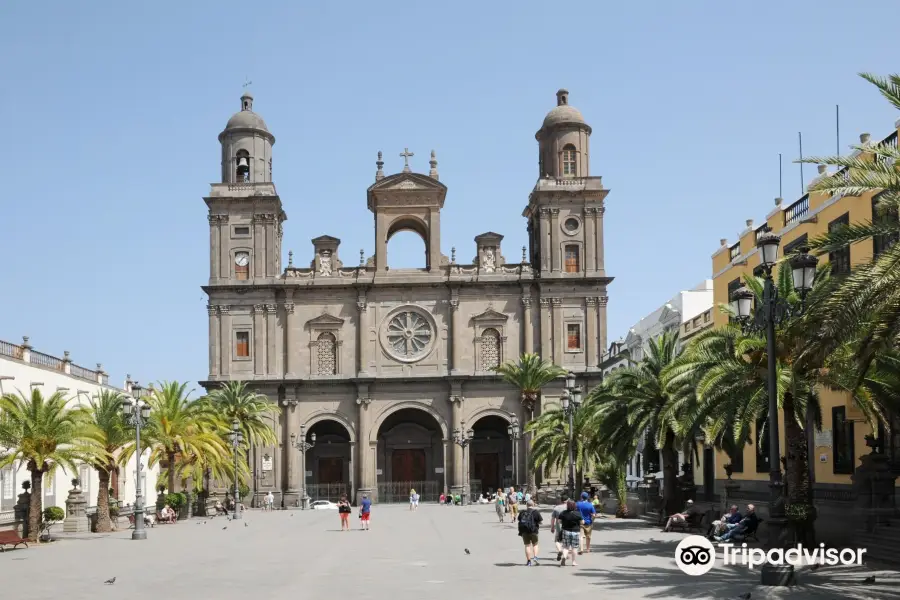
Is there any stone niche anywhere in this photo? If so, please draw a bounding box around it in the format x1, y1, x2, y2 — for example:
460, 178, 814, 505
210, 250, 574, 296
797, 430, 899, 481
310, 235, 343, 275
474, 232, 506, 273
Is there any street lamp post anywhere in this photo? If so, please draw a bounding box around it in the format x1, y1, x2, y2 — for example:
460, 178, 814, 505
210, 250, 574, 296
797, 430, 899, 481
122, 396, 151, 540
453, 421, 474, 505
230, 419, 245, 520
291, 425, 316, 509
729, 233, 818, 587
561, 372, 583, 500
507, 418, 521, 488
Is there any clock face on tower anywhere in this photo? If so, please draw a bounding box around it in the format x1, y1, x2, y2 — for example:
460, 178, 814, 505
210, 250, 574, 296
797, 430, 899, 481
235, 252, 250, 267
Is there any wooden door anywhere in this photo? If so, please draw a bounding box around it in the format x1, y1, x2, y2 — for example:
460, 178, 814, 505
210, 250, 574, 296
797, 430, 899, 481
391, 449, 426, 481
318, 457, 344, 484
474, 453, 500, 493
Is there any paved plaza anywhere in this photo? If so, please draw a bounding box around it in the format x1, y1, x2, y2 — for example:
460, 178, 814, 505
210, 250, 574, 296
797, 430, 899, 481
3, 504, 900, 600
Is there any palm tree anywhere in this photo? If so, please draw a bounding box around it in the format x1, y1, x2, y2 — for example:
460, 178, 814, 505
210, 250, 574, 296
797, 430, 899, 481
526, 397, 597, 490
81, 390, 131, 533
595, 457, 629, 518
494, 353, 566, 493
0, 389, 97, 542
204, 381, 278, 446
797, 73, 900, 371
134, 381, 228, 494
588, 330, 683, 516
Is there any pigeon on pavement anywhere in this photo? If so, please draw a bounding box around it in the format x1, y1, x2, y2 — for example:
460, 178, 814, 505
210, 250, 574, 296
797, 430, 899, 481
222, 526, 228, 530
244, 522, 248, 527
464, 549, 471, 555
104, 578, 116, 585
863, 576, 876, 584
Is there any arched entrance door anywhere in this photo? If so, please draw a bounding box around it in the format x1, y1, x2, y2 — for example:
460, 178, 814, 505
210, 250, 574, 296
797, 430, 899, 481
469, 415, 513, 497
305, 420, 353, 502
375, 407, 445, 503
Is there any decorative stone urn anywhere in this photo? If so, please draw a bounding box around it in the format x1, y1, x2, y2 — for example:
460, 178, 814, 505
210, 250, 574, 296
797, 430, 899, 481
14, 482, 31, 538
63, 483, 89, 533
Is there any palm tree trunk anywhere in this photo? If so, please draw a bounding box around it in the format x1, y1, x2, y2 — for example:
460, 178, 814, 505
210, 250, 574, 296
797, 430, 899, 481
95, 467, 112, 533
167, 450, 177, 492
28, 471, 43, 543
661, 430, 679, 516
783, 394, 813, 545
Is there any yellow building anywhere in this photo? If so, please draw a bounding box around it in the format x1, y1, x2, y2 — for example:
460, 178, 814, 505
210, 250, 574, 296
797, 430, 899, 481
709, 123, 899, 495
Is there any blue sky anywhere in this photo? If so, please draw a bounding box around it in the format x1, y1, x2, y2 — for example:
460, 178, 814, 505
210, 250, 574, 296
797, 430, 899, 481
2, 1, 899, 388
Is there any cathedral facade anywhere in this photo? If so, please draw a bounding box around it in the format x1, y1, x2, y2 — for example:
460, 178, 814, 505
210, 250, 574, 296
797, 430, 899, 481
201, 88, 612, 505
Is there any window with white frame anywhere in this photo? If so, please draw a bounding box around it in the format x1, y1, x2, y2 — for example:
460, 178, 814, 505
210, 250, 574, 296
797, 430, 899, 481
1, 467, 13, 500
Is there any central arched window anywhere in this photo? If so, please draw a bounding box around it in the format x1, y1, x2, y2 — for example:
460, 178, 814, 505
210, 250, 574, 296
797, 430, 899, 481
562, 144, 577, 177
480, 328, 501, 370
316, 332, 337, 375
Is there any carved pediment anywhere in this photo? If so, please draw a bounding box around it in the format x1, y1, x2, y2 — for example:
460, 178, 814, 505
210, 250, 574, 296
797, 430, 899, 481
471, 308, 509, 323
312, 235, 341, 245
306, 313, 345, 328
367, 172, 447, 211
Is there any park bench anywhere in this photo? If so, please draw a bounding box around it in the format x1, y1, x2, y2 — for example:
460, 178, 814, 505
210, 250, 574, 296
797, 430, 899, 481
0, 530, 29, 551
668, 510, 705, 533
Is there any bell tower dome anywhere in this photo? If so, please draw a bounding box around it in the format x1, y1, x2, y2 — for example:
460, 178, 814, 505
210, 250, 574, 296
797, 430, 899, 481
218, 91, 275, 184
535, 89, 592, 179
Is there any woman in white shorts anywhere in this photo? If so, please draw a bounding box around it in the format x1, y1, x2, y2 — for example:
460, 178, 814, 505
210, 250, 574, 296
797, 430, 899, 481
409, 489, 419, 510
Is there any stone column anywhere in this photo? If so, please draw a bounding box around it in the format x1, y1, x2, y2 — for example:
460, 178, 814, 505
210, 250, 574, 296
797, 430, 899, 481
253, 305, 265, 377
521, 297, 533, 354
551, 298, 563, 364
208, 215, 220, 282
265, 215, 276, 277
375, 213, 388, 272
442, 440, 449, 495
219, 215, 230, 280
282, 398, 299, 507
220, 306, 231, 377
449, 395, 464, 496
598, 296, 609, 354
539, 208, 551, 272
585, 297, 598, 369
208, 305, 220, 377
450, 293, 461, 373
584, 208, 596, 272
285, 298, 297, 378
253, 215, 264, 279
356, 397, 373, 504
266, 304, 277, 376
550, 208, 561, 272
539, 298, 551, 360
595, 207, 605, 274
357, 296, 369, 376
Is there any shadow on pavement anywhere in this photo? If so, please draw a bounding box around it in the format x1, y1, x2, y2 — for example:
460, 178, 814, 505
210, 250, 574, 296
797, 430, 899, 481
587, 537, 680, 560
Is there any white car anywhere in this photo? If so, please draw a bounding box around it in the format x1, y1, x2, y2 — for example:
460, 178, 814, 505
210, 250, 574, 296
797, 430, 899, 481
311, 500, 338, 510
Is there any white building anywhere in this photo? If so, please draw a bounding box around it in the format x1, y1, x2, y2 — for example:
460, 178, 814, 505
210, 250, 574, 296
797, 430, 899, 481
0, 336, 158, 516
599, 281, 714, 492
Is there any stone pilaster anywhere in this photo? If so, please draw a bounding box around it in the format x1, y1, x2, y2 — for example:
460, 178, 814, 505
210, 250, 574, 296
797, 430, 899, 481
550, 208, 561, 272
281, 396, 299, 507
449, 395, 464, 496
208, 215, 220, 282
218, 215, 229, 280
450, 291, 461, 373
208, 305, 220, 377
356, 396, 373, 503
595, 206, 605, 274
551, 297, 563, 364
357, 296, 369, 376
585, 297, 598, 369
584, 208, 596, 272
265, 304, 277, 376
539, 208, 551, 272
285, 299, 297, 378
219, 305, 231, 376
598, 296, 608, 354
253, 215, 264, 279
539, 298, 551, 360
521, 296, 533, 354
253, 305, 265, 377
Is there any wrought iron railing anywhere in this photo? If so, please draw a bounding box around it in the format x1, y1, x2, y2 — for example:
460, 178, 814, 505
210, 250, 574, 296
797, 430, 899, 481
376, 480, 441, 503
784, 194, 810, 226
876, 131, 898, 166
306, 483, 349, 502
0, 509, 16, 525
754, 224, 771, 243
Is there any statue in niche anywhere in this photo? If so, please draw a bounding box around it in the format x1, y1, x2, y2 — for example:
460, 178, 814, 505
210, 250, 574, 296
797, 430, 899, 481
318, 250, 333, 276
482, 247, 496, 273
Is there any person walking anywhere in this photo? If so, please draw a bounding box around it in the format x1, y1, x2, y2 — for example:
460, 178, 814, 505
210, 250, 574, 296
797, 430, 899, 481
549, 493, 569, 562
265, 491, 275, 512
575, 491, 596, 554
557, 500, 583, 567
359, 494, 372, 530
338, 495, 352, 531
508, 487, 519, 523
495, 488, 505, 523
517, 499, 543, 566
409, 489, 419, 511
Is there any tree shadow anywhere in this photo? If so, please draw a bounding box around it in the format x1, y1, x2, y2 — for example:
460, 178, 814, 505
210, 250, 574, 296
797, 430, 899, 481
587, 537, 681, 560
594, 519, 663, 531
574, 563, 900, 599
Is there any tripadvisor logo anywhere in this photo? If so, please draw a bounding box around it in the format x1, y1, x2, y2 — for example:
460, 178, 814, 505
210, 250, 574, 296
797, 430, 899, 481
675, 535, 867, 576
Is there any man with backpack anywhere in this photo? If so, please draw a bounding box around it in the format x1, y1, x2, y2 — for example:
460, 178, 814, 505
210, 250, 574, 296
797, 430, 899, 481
517, 499, 544, 566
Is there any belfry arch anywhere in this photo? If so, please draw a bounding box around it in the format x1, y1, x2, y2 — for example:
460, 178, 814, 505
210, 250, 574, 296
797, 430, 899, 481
386, 215, 430, 269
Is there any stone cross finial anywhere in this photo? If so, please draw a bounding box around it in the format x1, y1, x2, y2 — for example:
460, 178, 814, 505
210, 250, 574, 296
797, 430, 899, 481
522, 246, 527, 262
451, 247, 456, 263
375, 151, 384, 181
288, 250, 293, 268
360, 249, 365, 267
429, 150, 439, 180
400, 148, 414, 173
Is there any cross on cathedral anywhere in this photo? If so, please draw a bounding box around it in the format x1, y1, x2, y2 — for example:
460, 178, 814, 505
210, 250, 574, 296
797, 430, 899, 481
242, 77, 252, 90
400, 148, 414, 172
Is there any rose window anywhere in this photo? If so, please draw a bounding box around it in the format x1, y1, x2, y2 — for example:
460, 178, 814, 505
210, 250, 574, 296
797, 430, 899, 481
385, 311, 433, 360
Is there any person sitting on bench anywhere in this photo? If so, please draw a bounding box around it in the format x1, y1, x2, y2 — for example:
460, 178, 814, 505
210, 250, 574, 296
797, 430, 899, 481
662, 499, 701, 532
709, 504, 742, 537
715, 504, 759, 542
214, 500, 228, 516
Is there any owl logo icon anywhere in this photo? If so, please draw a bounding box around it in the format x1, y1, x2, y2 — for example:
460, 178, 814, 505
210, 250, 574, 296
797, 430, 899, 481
675, 535, 716, 576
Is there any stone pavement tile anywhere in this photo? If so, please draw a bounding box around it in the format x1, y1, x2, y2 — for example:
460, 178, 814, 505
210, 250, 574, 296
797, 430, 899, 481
1, 505, 897, 600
